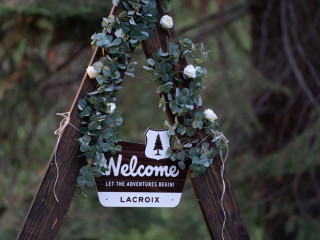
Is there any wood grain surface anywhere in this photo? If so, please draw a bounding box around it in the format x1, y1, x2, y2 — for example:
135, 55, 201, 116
141, 1, 250, 240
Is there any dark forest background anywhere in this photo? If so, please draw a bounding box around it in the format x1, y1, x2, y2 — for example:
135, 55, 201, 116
1, 0, 320, 239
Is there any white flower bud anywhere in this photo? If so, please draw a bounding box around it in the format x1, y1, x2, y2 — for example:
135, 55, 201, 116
204, 109, 218, 122
86, 66, 99, 79
183, 64, 197, 78
115, 28, 126, 38
160, 15, 173, 29
106, 103, 116, 114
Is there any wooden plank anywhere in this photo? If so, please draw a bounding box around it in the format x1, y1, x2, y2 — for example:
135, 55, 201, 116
141, 1, 250, 239
16, 6, 121, 240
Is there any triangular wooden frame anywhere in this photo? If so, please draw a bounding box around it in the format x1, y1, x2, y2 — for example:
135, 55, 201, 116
17, 2, 250, 240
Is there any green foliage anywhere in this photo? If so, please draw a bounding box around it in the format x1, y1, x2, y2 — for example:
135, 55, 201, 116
145, 38, 227, 177
77, 0, 158, 192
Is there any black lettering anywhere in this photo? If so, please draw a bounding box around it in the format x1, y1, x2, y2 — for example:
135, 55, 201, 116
133, 197, 137, 202
155, 197, 159, 203
120, 197, 124, 202
126, 197, 131, 202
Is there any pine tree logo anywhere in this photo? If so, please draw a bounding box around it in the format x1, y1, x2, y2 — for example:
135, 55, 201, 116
145, 128, 171, 160
153, 134, 163, 155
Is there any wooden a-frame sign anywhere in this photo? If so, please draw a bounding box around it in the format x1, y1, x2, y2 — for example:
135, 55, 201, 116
17, 2, 250, 240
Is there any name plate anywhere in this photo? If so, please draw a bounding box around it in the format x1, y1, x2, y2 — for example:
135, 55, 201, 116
95, 129, 188, 208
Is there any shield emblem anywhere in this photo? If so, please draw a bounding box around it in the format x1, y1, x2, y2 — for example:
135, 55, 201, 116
144, 128, 171, 160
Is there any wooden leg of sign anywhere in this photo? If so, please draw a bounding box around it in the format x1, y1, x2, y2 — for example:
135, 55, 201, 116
189, 164, 250, 240
16, 48, 100, 240
16, 52, 95, 240
141, 1, 250, 239
16, 6, 121, 240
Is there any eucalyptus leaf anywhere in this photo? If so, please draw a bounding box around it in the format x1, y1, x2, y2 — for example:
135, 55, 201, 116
80, 166, 91, 177
129, 17, 136, 25
191, 172, 198, 178
112, 38, 122, 46
78, 99, 87, 111
166, 148, 173, 156
77, 176, 86, 186
176, 151, 185, 161
81, 135, 91, 144
86, 178, 95, 187
178, 161, 185, 170
147, 58, 155, 66
112, 0, 119, 6
80, 144, 91, 153
125, 72, 135, 77
115, 145, 122, 152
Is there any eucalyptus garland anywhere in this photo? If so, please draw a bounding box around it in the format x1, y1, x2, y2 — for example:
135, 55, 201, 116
76, 0, 157, 193
144, 38, 228, 177
76, 0, 227, 193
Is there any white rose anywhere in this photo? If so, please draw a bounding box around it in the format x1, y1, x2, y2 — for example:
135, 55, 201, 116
86, 66, 99, 79
106, 103, 116, 114
183, 64, 197, 78
204, 109, 218, 122
160, 15, 173, 29
115, 28, 126, 38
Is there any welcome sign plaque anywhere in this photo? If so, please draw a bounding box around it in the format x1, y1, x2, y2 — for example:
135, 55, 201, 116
95, 129, 188, 207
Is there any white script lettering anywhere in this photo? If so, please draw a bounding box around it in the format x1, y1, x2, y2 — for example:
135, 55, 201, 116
104, 154, 179, 178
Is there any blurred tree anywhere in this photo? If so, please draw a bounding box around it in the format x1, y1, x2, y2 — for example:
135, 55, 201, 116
249, 0, 320, 239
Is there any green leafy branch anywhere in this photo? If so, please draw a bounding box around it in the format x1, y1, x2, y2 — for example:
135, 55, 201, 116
144, 38, 228, 177
76, 0, 157, 194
